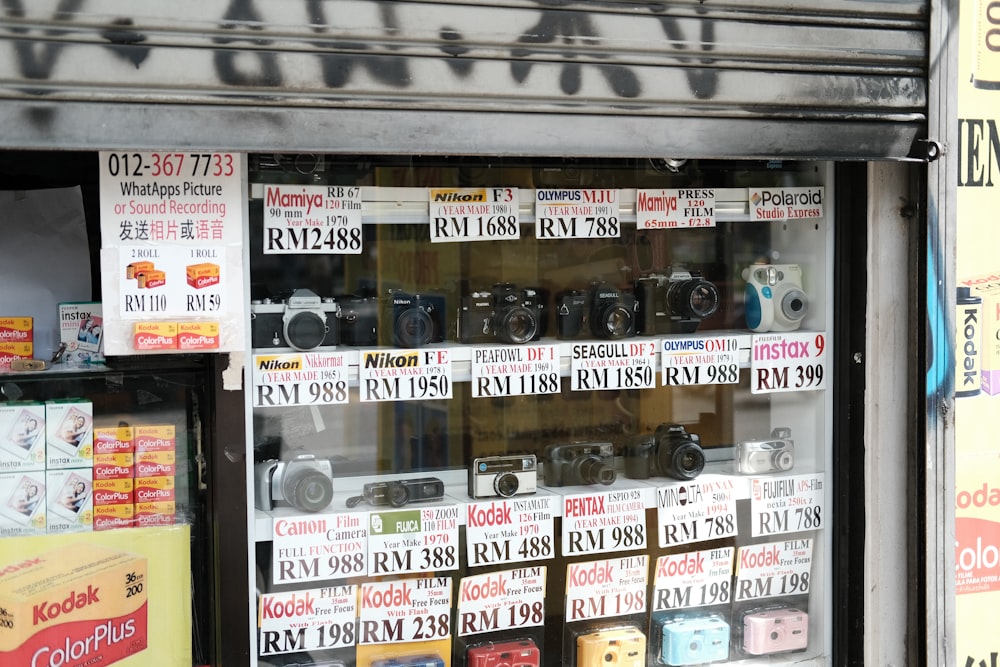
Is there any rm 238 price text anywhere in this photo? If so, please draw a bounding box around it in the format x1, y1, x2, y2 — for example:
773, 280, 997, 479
360, 614, 450, 643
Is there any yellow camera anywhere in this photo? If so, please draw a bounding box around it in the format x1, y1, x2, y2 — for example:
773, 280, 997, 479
576, 624, 647, 667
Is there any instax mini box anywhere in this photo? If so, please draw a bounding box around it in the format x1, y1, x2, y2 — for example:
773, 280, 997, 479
0, 471, 46, 536
45, 467, 93, 534
0, 402, 45, 472
46, 399, 94, 469
58, 301, 105, 365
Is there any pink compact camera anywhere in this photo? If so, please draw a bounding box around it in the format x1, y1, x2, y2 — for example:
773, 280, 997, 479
742, 607, 808, 655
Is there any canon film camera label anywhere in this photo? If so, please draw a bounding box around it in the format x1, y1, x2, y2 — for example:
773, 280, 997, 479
429, 187, 520, 243
661, 335, 743, 386
358, 577, 452, 644
263, 185, 363, 255
653, 547, 735, 612
457, 566, 546, 636
271, 513, 368, 584
565, 555, 649, 622
561, 488, 650, 557
465, 496, 555, 567
750, 332, 828, 394
367, 506, 460, 576
360, 349, 454, 402
734, 539, 814, 602
471, 344, 560, 398
655, 476, 739, 548
258, 585, 358, 655
749, 472, 825, 538
534, 189, 621, 239
636, 188, 716, 229
570, 341, 657, 392
252, 352, 350, 408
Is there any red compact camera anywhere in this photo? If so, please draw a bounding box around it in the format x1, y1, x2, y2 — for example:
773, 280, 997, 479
467, 639, 540, 667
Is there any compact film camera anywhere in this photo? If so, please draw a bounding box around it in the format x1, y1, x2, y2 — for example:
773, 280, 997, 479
468, 454, 538, 499
735, 427, 794, 475
254, 454, 335, 513
381, 289, 447, 348
742, 263, 808, 332
460, 284, 546, 345
556, 283, 637, 340
369, 655, 445, 667
634, 269, 720, 335
467, 639, 540, 667
741, 607, 809, 655
624, 424, 705, 481
336, 294, 379, 346
250, 288, 340, 351
660, 613, 731, 666
576, 625, 646, 667
543, 442, 616, 487
347, 477, 445, 508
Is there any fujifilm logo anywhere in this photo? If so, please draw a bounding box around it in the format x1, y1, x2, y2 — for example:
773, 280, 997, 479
61, 311, 91, 321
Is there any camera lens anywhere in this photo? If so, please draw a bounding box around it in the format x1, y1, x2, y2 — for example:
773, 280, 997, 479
575, 455, 617, 486
284, 311, 329, 351
494, 472, 520, 498
668, 279, 720, 319
388, 481, 410, 507
595, 304, 634, 339
779, 288, 808, 322
395, 308, 434, 347
665, 442, 706, 480
283, 468, 334, 512
497, 306, 538, 345
775, 450, 794, 471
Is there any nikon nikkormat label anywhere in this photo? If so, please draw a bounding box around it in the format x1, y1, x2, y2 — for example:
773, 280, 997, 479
252, 352, 349, 408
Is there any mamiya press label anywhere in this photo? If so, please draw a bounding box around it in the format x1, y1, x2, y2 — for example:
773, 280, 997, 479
636, 188, 716, 229
457, 567, 546, 636
749, 473, 825, 538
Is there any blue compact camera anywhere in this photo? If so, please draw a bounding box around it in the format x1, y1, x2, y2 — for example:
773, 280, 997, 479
660, 613, 730, 666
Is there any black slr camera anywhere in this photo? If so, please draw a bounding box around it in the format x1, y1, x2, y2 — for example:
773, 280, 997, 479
543, 441, 617, 487
624, 423, 705, 481
347, 477, 445, 508
250, 288, 340, 351
556, 282, 637, 340
460, 283, 546, 345
381, 289, 447, 348
634, 269, 720, 335
254, 454, 335, 513
336, 294, 379, 346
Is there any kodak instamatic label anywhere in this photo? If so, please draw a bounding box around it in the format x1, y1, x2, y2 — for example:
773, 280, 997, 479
136, 270, 166, 289
0, 317, 32, 344
125, 261, 155, 280
134, 476, 175, 504
93, 478, 134, 506
133, 425, 175, 453
0, 544, 148, 666
94, 427, 134, 456
93, 503, 135, 531
134, 501, 175, 527
177, 321, 220, 351
135, 451, 175, 478
185, 263, 220, 289
93, 454, 135, 480
133, 322, 177, 351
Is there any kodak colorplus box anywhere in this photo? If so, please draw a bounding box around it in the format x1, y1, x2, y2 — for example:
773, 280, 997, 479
126, 261, 155, 280
93, 503, 135, 531
135, 451, 175, 478
45, 399, 94, 469
0, 402, 46, 472
186, 262, 220, 289
177, 321, 220, 350
58, 302, 104, 365
961, 273, 1000, 395
0, 543, 148, 665
136, 270, 166, 289
94, 426, 134, 456
133, 425, 175, 453
0, 317, 32, 344
134, 476, 175, 504
93, 478, 134, 507
134, 500, 175, 527
45, 468, 93, 534
133, 322, 177, 351
0, 471, 46, 536
93, 453, 135, 480
0, 342, 33, 371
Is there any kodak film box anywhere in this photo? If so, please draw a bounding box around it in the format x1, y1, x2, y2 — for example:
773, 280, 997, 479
0, 471, 46, 536
45, 399, 94, 470
133, 322, 177, 351
134, 425, 175, 453
45, 468, 93, 534
134, 500, 175, 527
0, 543, 148, 665
0, 317, 32, 345
0, 402, 46, 472
961, 273, 1000, 395
93, 477, 135, 531
186, 262, 220, 289
94, 503, 135, 531
136, 269, 166, 289
94, 454, 135, 480
178, 321, 220, 351
94, 426, 134, 456
0, 342, 33, 372
58, 302, 105, 365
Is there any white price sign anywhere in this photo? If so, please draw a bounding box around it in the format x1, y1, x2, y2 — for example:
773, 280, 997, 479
259, 586, 358, 655
750, 473, 825, 537
562, 488, 650, 556
117, 245, 226, 318
570, 341, 657, 392
271, 513, 368, 585
750, 332, 828, 394
263, 185, 363, 254
358, 577, 452, 644
565, 555, 648, 622
252, 351, 351, 408
652, 547, 734, 611
429, 188, 520, 242
535, 189, 621, 239
359, 349, 453, 402
471, 345, 560, 398
734, 539, 814, 602
367, 506, 460, 575
465, 497, 556, 566
656, 476, 739, 547
457, 567, 547, 636
661, 336, 743, 386
636, 188, 716, 229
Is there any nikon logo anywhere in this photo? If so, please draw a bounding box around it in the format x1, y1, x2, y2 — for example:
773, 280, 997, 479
432, 190, 485, 202
365, 351, 418, 368
257, 357, 302, 371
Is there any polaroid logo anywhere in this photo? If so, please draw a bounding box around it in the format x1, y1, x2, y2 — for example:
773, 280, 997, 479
757, 188, 823, 206
33, 586, 100, 624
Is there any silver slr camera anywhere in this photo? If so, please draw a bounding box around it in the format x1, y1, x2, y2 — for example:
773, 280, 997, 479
468, 454, 538, 498
251, 288, 341, 351
735, 427, 794, 475
254, 454, 335, 512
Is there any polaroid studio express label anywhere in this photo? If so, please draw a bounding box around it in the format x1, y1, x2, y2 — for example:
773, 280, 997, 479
457, 567, 546, 636
359, 349, 453, 402
653, 547, 735, 611
358, 577, 452, 644
271, 513, 368, 585
565, 555, 648, 622
258, 585, 358, 656
367, 506, 459, 575
465, 496, 555, 566
734, 539, 813, 602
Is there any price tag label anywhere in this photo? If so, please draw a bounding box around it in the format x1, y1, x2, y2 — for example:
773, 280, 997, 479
271, 513, 368, 584
535, 189, 621, 239
748, 186, 824, 221
565, 555, 648, 622
661, 336, 743, 386
734, 539, 813, 602
471, 345, 560, 398
656, 476, 739, 547
358, 577, 452, 644
117, 245, 227, 318
457, 567, 547, 636
570, 341, 657, 392
750, 332, 828, 394
652, 547, 734, 611
562, 488, 650, 556
636, 188, 716, 229
259, 585, 358, 655
465, 496, 556, 566
263, 185, 363, 254
252, 352, 351, 408
429, 188, 520, 242
359, 349, 453, 402
367, 506, 460, 575
750, 473, 825, 537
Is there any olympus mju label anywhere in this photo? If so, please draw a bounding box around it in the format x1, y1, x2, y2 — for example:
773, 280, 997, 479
534, 189, 621, 239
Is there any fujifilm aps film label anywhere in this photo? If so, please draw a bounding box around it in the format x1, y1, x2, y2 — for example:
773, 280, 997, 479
429, 187, 520, 242
750, 473, 825, 537
653, 547, 734, 611
258, 585, 358, 655
457, 567, 546, 636
565, 555, 648, 622
358, 577, 452, 644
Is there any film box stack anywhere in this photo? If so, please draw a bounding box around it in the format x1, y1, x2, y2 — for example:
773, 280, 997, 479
0, 316, 33, 371
133, 425, 176, 526
92, 426, 136, 531
0, 402, 47, 537
44, 399, 94, 534
58, 301, 104, 365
